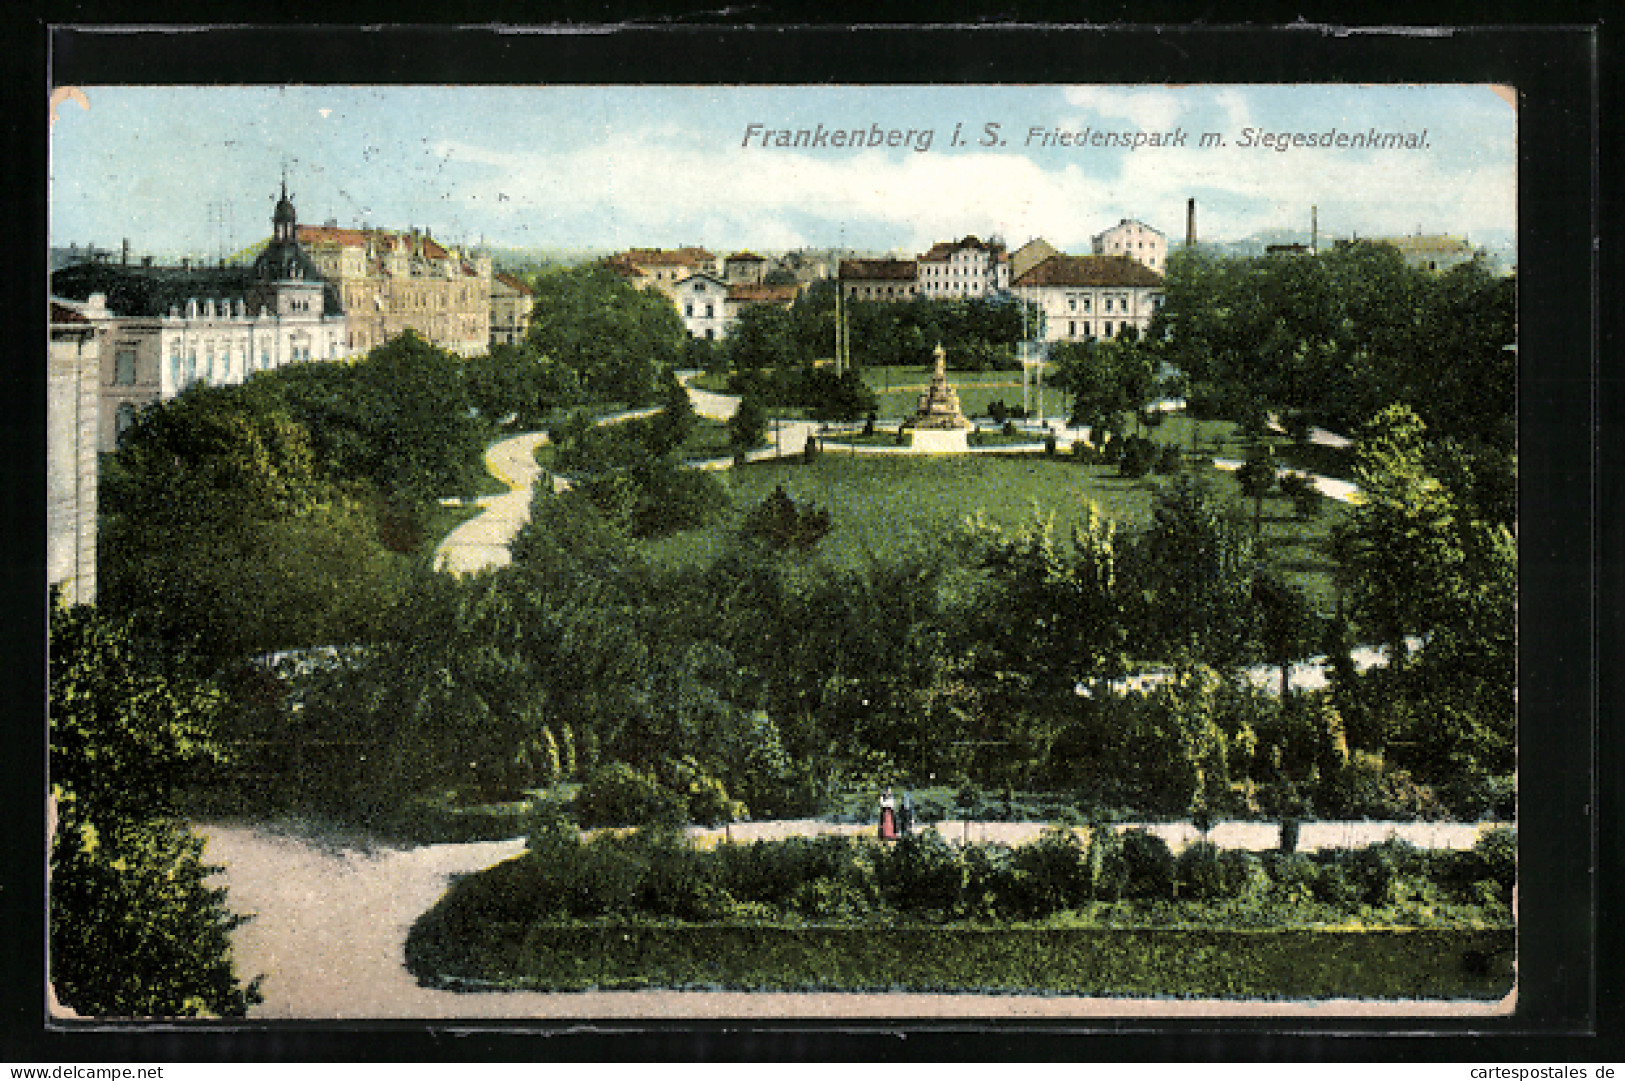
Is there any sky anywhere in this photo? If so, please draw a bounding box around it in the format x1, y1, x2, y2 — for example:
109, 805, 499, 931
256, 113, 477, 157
48, 84, 1516, 262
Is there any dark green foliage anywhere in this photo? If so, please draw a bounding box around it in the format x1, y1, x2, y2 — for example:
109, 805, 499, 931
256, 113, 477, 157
741, 485, 833, 553
576, 762, 689, 828
1114, 828, 1177, 900
1007, 828, 1089, 917
875, 829, 966, 915
526, 265, 685, 404
1278, 471, 1323, 519
728, 393, 768, 458
49, 598, 261, 1017
1128, 475, 1257, 668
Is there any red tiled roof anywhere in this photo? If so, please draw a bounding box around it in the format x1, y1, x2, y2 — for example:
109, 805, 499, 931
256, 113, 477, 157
728, 284, 799, 303
840, 258, 917, 281
298, 225, 453, 260
494, 272, 533, 294
624, 247, 714, 268
1013, 254, 1163, 288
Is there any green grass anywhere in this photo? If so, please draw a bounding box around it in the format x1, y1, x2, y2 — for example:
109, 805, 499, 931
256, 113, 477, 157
640, 454, 1348, 613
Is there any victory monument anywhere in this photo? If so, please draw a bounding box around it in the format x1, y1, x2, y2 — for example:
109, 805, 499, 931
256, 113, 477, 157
907, 344, 972, 452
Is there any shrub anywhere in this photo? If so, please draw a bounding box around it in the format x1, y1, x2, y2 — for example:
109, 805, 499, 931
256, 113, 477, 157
1156, 445, 1184, 474
1114, 828, 1176, 901
575, 762, 688, 828
1262, 852, 1320, 905
877, 829, 965, 914
1009, 828, 1089, 917
1176, 840, 1228, 900
1279, 472, 1323, 520
1118, 435, 1156, 478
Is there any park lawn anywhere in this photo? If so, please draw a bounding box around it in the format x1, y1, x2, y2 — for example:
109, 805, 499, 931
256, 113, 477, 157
642, 455, 1161, 572
641, 454, 1347, 613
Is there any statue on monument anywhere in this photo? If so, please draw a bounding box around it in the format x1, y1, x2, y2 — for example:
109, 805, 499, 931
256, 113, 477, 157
911, 343, 972, 431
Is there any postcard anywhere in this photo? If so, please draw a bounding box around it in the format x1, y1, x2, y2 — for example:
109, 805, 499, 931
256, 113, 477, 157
47, 71, 1529, 1027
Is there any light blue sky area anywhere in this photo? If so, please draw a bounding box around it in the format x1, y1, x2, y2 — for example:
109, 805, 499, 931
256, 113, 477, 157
49, 84, 1515, 260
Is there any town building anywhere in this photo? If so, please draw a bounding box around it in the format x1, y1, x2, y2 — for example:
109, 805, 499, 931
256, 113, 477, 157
726, 283, 802, 322
1091, 219, 1168, 271
916, 236, 1010, 298
674, 273, 732, 340
1012, 254, 1164, 343
50, 185, 350, 450
299, 221, 493, 356
490, 272, 534, 346
839, 258, 919, 302
722, 251, 770, 285
605, 247, 720, 291
1365, 233, 1484, 273
1010, 238, 1061, 283
48, 298, 109, 604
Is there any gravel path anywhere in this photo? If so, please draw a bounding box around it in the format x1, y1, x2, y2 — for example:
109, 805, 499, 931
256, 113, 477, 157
199, 822, 1507, 1021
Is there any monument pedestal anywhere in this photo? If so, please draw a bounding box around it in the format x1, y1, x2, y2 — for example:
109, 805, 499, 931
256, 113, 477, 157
910, 428, 970, 454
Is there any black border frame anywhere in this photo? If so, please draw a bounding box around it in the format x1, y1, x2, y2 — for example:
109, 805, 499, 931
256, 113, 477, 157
7, 15, 1615, 1063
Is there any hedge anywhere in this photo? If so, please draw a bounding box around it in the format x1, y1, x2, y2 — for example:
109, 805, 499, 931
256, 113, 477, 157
408, 922, 1515, 1000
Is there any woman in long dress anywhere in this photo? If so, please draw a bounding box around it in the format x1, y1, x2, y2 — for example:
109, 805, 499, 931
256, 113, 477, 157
879, 787, 898, 840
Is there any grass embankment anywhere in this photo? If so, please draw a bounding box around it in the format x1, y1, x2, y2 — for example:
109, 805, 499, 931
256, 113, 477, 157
642, 455, 1349, 614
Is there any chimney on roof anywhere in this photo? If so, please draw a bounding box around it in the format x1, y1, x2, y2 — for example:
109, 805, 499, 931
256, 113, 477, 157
1311, 205, 1318, 255
1186, 199, 1197, 248
121, 238, 130, 266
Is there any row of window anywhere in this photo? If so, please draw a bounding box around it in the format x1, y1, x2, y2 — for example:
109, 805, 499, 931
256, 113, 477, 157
164, 335, 329, 387
1066, 320, 1123, 339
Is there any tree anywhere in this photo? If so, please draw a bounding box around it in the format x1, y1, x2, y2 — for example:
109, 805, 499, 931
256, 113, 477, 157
1236, 441, 1277, 537
49, 596, 262, 1016
647, 371, 698, 457
1252, 571, 1320, 697
526, 265, 685, 404
728, 392, 768, 461
1129, 476, 1257, 669
1333, 404, 1464, 671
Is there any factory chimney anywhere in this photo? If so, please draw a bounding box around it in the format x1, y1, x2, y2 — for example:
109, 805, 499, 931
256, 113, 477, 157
1311, 205, 1319, 255
1186, 198, 1196, 248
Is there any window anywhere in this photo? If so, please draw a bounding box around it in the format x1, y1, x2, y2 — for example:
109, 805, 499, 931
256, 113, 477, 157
685, 303, 694, 317
114, 347, 136, 385
705, 304, 714, 318
1104, 321, 1114, 337
115, 403, 137, 442
1068, 320, 1076, 338
1104, 298, 1113, 313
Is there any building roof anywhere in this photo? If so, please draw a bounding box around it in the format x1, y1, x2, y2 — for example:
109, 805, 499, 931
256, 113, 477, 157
50, 261, 343, 318
299, 225, 463, 263
621, 247, 716, 268
1370, 234, 1476, 255
725, 251, 767, 263
1094, 218, 1165, 239
493, 271, 533, 295
839, 258, 918, 281
1013, 254, 1164, 289
49, 300, 89, 324
728, 284, 800, 304
919, 235, 1007, 262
